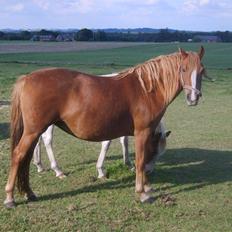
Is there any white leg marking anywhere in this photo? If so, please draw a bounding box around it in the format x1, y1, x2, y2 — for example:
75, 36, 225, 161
42, 125, 64, 177
97, 140, 111, 178
120, 136, 131, 165
33, 137, 45, 172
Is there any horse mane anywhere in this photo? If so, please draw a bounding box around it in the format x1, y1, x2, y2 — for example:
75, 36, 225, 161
116, 51, 198, 104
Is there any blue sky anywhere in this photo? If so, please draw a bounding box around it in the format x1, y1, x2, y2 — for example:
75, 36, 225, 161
0, 0, 231, 31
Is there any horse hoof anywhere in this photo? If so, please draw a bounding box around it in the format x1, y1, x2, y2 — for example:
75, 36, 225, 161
97, 176, 108, 181
98, 175, 107, 179
37, 168, 45, 173
26, 194, 38, 202
144, 185, 155, 193
142, 196, 155, 204
4, 200, 16, 209
140, 193, 155, 204
57, 173, 67, 179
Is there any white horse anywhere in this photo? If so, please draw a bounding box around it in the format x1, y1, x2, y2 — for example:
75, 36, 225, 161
33, 126, 130, 178
33, 119, 170, 178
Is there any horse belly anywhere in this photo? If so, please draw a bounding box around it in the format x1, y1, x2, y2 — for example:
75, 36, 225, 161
63, 111, 133, 142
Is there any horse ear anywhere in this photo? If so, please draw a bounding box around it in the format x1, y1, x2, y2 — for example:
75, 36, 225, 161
165, 130, 171, 137
198, 46, 205, 60
179, 48, 188, 59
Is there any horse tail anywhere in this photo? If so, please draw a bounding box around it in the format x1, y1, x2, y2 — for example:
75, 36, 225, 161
11, 75, 33, 194
11, 76, 25, 154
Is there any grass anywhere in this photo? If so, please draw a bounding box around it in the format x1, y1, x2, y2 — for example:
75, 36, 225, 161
0, 42, 232, 231
1, 42, 232, 100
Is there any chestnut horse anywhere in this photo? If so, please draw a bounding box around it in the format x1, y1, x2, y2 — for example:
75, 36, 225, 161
4, 47, 205, 208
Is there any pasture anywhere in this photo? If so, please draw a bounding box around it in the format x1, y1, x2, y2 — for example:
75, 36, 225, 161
0, 42, 232, 231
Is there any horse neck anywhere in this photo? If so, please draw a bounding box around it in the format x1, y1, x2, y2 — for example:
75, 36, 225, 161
156, 63, 182, 106
132, 54, 183, 107
162, 79, 182, 106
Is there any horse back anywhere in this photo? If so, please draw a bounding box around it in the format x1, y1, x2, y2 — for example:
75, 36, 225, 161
20, 68, 135, 140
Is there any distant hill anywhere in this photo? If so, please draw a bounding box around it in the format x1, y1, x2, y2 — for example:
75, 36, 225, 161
1, 29, 21, 33
94, 28, 161, 34
0, 28, 178, 34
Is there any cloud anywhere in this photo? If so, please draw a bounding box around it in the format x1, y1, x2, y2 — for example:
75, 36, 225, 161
31, 0, 161, 14
32, 0, 50, 10
144, 0, 160, 5
62, 0, 94, 14
199, 0, 210, 6
182, 0, 232, 16
5, 3, 24, 12
182, 0, 213, 13
32, 0, 95, 14
0, 0, 232, 30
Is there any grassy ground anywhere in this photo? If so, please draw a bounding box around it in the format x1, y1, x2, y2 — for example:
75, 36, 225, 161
0, 42, 232, 231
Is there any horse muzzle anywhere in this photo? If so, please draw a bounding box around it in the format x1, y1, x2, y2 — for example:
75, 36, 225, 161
186, 90, 201, 106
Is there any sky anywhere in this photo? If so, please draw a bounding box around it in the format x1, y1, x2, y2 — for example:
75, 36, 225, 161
0, 0, 231, 31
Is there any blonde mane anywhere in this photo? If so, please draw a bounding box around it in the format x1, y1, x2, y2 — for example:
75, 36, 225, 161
117, 51, 198, 104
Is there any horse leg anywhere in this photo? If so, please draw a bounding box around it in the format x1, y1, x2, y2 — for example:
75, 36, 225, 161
42, 125, 65, 179
4, 132, 39, 208
33, 136, 45, 173
119, 136, 133, 168
96, 140, 111, 178
135, 129, 154, 203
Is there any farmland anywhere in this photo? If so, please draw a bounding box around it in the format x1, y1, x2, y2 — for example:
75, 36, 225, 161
0, 42, 232, 231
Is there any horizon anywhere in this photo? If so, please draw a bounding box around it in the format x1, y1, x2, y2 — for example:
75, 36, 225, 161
1, 27, 231, 33
0, 1, 232, 31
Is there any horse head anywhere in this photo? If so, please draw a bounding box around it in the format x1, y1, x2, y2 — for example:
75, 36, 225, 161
179, 46, 205, 106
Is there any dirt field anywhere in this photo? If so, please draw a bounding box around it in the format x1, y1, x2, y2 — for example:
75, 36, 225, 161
0, 41, 149, 54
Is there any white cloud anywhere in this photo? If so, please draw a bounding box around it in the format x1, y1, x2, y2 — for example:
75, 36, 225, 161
32, 0, 50, 10
182, 0, 211, 13
144, 0, 160, 5
32, 0, 95, 14
63, 0, 94, 14
0, 0, 232, 30
199, 0, 210, 6
30, 0, 161, 15
6, 3, 24, 12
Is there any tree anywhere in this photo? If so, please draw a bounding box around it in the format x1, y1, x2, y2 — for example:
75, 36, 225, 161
0, 31, 5, 40
20, 30, 31, 40
155, 29, 171, 42
75, 28, 93, 41
94, 30, 107, 41
37, 29, 58, 37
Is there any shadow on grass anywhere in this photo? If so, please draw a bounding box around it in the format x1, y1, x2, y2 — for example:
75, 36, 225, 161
33, 148, 232, 203
0, 100, 10, 106
0, 122, 10, 140
79, 154, 129, 165
36, 175, 135, 203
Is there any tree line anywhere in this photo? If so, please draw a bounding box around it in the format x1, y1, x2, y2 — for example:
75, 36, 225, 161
0, 28, 232, 42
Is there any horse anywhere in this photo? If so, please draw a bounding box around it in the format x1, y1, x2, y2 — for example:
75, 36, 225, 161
33, 119, 170, 179
4, 47, 205, 208
32, 72, 129, 178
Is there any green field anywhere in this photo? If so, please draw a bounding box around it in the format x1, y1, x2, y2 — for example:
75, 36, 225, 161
0, 42, 232, 231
